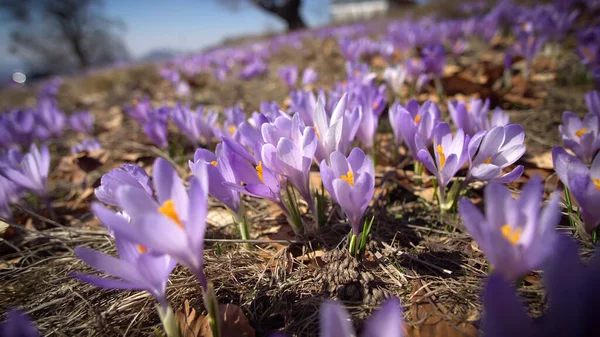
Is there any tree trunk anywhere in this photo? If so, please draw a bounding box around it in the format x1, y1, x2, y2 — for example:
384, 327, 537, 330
281, 8, 306, 31
253, 0, 307, 32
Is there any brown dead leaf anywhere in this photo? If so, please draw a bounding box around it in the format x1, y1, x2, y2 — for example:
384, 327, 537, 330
523, 151, 553, 170
176, 302, 254, 337
407, 281, 477, 337
176, 300, 204, 337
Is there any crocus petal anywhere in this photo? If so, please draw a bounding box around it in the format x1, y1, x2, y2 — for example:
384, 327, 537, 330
74, 247, 143, 283
361, 297, 404, 337
482, 273, 535, 337
320, 301, 354, 337
73, 273, 143, 290
494, 165, 524, 183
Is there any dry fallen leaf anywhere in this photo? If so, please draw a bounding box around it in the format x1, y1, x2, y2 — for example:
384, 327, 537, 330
407, 281, 478, 337
176, 301, 255, 337
523, 151, 554, 170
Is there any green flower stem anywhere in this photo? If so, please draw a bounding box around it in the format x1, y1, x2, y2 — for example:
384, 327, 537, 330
564, 186, 576, 228
203, 283, 221, 337
157, 305, 181, 337
348, 232, 358, 257
285, 184, 303, 234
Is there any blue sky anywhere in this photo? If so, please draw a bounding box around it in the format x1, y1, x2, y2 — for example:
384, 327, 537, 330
0, 0, 330, 71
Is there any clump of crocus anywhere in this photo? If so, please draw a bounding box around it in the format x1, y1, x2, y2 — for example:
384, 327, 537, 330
466, 125, 525, 184
389, 99, 441, 163
482, 234, 600, 337
189, 144, 249, 242
33, 98, 65, 141
74, 205, 177, 333
93, 158, 220, 337
558, 109, 600, 164
261, 114, 317, 220
552, 147, 600, 233
68, 111, 94, 134
459, 175, 561, 282
301, 67, 318, 86
320, 148, 374, 256
71, 138, 101, 154
416, 122, 469, 212
448, 98, 509, 137
170, 104, 217, 146
0, 144, 50, 200
313, 94, 361, 163
278, 65, 299, 90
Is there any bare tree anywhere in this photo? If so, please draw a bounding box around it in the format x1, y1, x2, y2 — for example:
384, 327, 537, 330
220, 0, 307, 31
0, 0, 129, 74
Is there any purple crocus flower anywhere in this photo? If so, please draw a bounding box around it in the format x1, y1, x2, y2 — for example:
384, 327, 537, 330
2, 109, 36, 147
68, 111, 94, 134
313, 94, 361, 163
383, 65, 407, 95
142, 119, 168, 148
586, 90, 600, 120
482, 234, 600, 337
422, 43, 446, 78
223, 137, 283, 207
278, 65, 299, 89
459, 175, 561, 282
170, 104, 203, 145
301, 67, 318, 86
320, 297, 404, 337
552, 147, 600, 232
448, 99, 509, 136
33, 98, 65, 140
0, 310, 39, 337
261, 114, 317, 210
221, 104, 246, 140
0, 144, 50, 198
239, 59, 267, 80
558, 110, 600, 163
320, 148, 374, 235
126, 97, 152, 124
189, 145, 242, 217
74, 204, 176, 308
94, 164, 154, 207
110, 158, 210, 288
416, 122, 469, 190
389, 99, 441, 158
512, 30, 546, 79
71, 138, 101, 154
290, 90, 317, 126
466, 125, 525, 183
354, 84, 387, 149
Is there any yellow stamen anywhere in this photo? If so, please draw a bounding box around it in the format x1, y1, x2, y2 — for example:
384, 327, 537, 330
372, 102, 378, 110
158, 200, 184, 230
210, 160, 217, 167
136, 245, 147, 253
313, 126, 320, 139
256, 160, 265, 183
501, 224, 522, 245
436, 145, 446, 169
575, 127, 588, 138
228, 125, 236, 134
340, 170, 355, 186
484, 157, 492, 164
414, 114, 421, 124
593, 178, 600, 191
354, 70, 360, 76
133, 99, 139, 105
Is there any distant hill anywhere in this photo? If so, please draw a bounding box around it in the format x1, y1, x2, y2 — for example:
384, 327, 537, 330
138, 49, 183, 62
